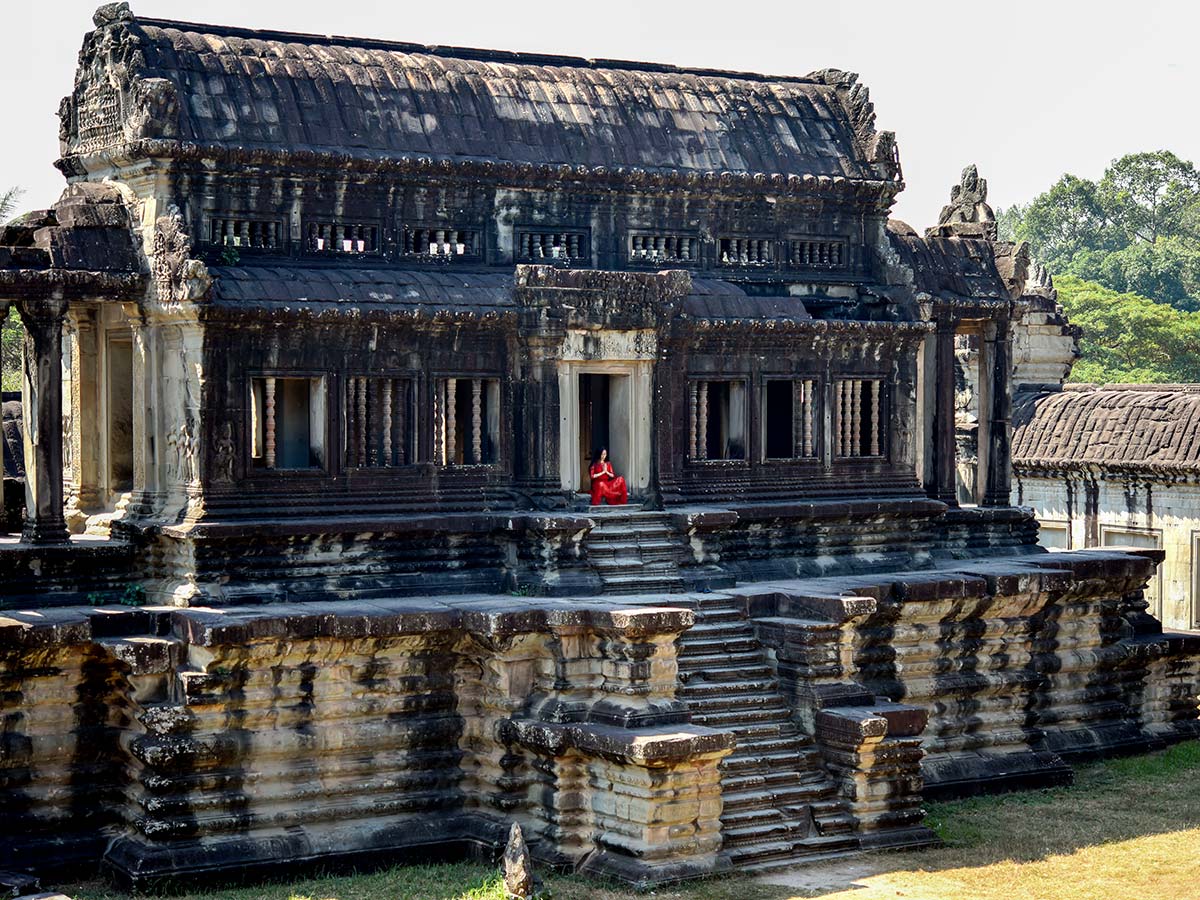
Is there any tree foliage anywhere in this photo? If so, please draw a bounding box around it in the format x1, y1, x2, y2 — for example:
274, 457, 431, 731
1, 186, 24, 392
1006, 151, 1200, 310
1055, 276, 1200, 384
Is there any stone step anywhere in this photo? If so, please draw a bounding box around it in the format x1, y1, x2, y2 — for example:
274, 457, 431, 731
721, 813, 814, 842
680, 692, 790, 716
676, 677, 779, 698
599, 576, 684, 595
683, 619, 757, 638
721, 783, 838, 815
690, 706, 794, 729
677, 635, 762, 656
720, 747, 810, 774
720, 768, 824, 793
677, 659, 777, 682
723, 834, 861, 869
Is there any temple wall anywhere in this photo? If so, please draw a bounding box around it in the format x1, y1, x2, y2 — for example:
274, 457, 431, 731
0, 599, 733, 889
1015, 471, 1200, 631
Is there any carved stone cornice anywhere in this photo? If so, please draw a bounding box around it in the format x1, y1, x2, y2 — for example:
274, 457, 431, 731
57, 139, 905, 207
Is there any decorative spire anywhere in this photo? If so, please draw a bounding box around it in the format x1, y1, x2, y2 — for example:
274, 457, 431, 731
93, 2, 133, 27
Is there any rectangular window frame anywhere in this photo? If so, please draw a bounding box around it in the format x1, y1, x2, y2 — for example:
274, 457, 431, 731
686, 377, 750, 464
717, 235, 776, 268
343, 375, 419, 471
831, 376, 888, 461
203, 215, 287, 254
784, 236, 849, 271
515, 226, 591, 266
627, 232, 703, 268
760, 376, 822, 462
1036, 519, 1071, 550
431, 375, 503, 468
401, 225, 484, 263
248, 373, 329, 474
302, 220, 384, 257
1100, 525, 1164, 617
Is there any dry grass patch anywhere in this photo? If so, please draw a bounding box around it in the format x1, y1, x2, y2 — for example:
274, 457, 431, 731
67, 741, 1200, 900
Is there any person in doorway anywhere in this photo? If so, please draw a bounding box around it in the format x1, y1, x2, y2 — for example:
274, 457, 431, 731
589, 447, 628, 506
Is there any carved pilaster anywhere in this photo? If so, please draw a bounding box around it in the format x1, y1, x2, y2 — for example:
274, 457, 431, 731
931, 314, 958, 505
984, 316, 1013, 507
16, 297, 70, 544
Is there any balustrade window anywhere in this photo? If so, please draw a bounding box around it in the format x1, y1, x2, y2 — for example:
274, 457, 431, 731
763, 378, 819, 460
305, 222, 380, 255
432, 377, 501, 466
516, 229, 588, 263
718, 237, 774, 267
250, 376, 327, 470
687, 380, 747, 461
629, 233, 700, 265
344, 377, 414, 468
402, 227, 481, 260
787, 238, 846, 269
209, 217, 284, 250
832, 378, 885, 459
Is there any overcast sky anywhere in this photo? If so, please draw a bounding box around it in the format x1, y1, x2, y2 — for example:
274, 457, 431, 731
3, 1, 1197, 227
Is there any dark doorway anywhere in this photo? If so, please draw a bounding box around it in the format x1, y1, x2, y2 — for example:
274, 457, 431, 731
764, 380, 794, 459
578, 374, 610, 492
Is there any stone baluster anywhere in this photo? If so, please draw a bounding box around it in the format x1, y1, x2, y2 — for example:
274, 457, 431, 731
870, 380, 881, 456
688, 382, 698, 459
850, 380, 862, 457
381, 379, 392, 466
356, 378, 368, 467
697, 381, 708, 461
802, 379, 814, 457
446, 378, 457, 466
472, 378, 482, 465
264, 376, 276, 469
396, 379, 407, 465
433, 379, 444, 466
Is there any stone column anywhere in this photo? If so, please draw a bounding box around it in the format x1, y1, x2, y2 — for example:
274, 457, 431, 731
931, 312, 958, 505
65, 307, 101, 529
17, 297, 70, 543
984, 315, 1013, 507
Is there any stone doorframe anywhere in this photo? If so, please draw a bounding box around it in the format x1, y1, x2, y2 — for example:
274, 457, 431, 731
558, 359, 653, 497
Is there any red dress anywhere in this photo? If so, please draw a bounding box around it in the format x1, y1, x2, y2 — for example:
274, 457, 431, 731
589, 461, 628, 506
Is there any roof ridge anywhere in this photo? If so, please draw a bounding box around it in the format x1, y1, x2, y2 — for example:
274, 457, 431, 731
134, 16, 834, 87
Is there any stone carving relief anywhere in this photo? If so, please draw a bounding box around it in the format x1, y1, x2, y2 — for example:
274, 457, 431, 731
213, 422, 236, 483
152, 208, 212, 304
938, 164, 996, 228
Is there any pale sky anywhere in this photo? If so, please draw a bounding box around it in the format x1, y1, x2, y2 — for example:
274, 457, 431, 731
3, 0, 1198, 228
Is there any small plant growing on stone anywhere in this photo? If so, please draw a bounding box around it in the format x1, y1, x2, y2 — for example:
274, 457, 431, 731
219, 245, 241, 266
119, 584, 147, 607
86, 592, 106, 606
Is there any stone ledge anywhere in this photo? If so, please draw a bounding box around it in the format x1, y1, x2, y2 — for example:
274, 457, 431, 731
506, 718, 734, 767
156, 511, 594, 540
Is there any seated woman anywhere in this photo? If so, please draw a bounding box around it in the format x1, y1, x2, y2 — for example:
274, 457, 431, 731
588, 447, 628, 506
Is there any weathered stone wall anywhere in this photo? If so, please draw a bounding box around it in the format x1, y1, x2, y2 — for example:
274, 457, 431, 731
0, 598, 733, 889
1015, 472, 1200, 631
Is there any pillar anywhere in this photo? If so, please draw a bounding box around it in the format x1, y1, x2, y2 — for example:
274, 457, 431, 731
65, 306, 101, 528
931, 312, 958, 506
984, 315, 1013, 507
17, 296, 70, 543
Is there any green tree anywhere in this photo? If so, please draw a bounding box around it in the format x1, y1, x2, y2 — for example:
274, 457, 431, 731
1, 186, 24, 392
1010, 153, 1200, 312
1055, 275, 1200, 383
1098, 150, 1200, 245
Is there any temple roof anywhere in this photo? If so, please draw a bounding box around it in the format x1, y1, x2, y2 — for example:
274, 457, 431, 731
207, 264, 815, 324
62, 6, 898, 188
886, 223, 1013, 304
1013, 384, 1200, 475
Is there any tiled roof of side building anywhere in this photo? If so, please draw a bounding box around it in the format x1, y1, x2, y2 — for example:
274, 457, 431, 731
63, 9, 895, 183
1013, 384, 1200, 474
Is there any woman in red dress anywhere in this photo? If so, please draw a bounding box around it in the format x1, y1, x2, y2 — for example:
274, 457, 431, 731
589, 447, 628, 506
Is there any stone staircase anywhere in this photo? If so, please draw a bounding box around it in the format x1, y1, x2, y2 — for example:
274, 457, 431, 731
583, 507, 685, 595
675, 594, 859, 870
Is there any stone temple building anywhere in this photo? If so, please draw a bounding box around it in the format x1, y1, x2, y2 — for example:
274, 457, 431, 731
1, 2, 1198, 890
1014, 383, 1200, 633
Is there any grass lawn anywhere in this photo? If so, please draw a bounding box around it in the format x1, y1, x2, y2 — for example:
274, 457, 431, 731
66, 741, 1200, 900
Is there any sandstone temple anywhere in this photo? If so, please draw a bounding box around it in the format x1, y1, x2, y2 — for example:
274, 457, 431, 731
2, 3, 1198, 890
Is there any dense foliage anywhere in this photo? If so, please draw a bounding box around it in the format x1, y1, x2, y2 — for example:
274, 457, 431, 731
1055, 276, 1200, 384
1, 187, 23, 392
998, 151, 1200, 311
